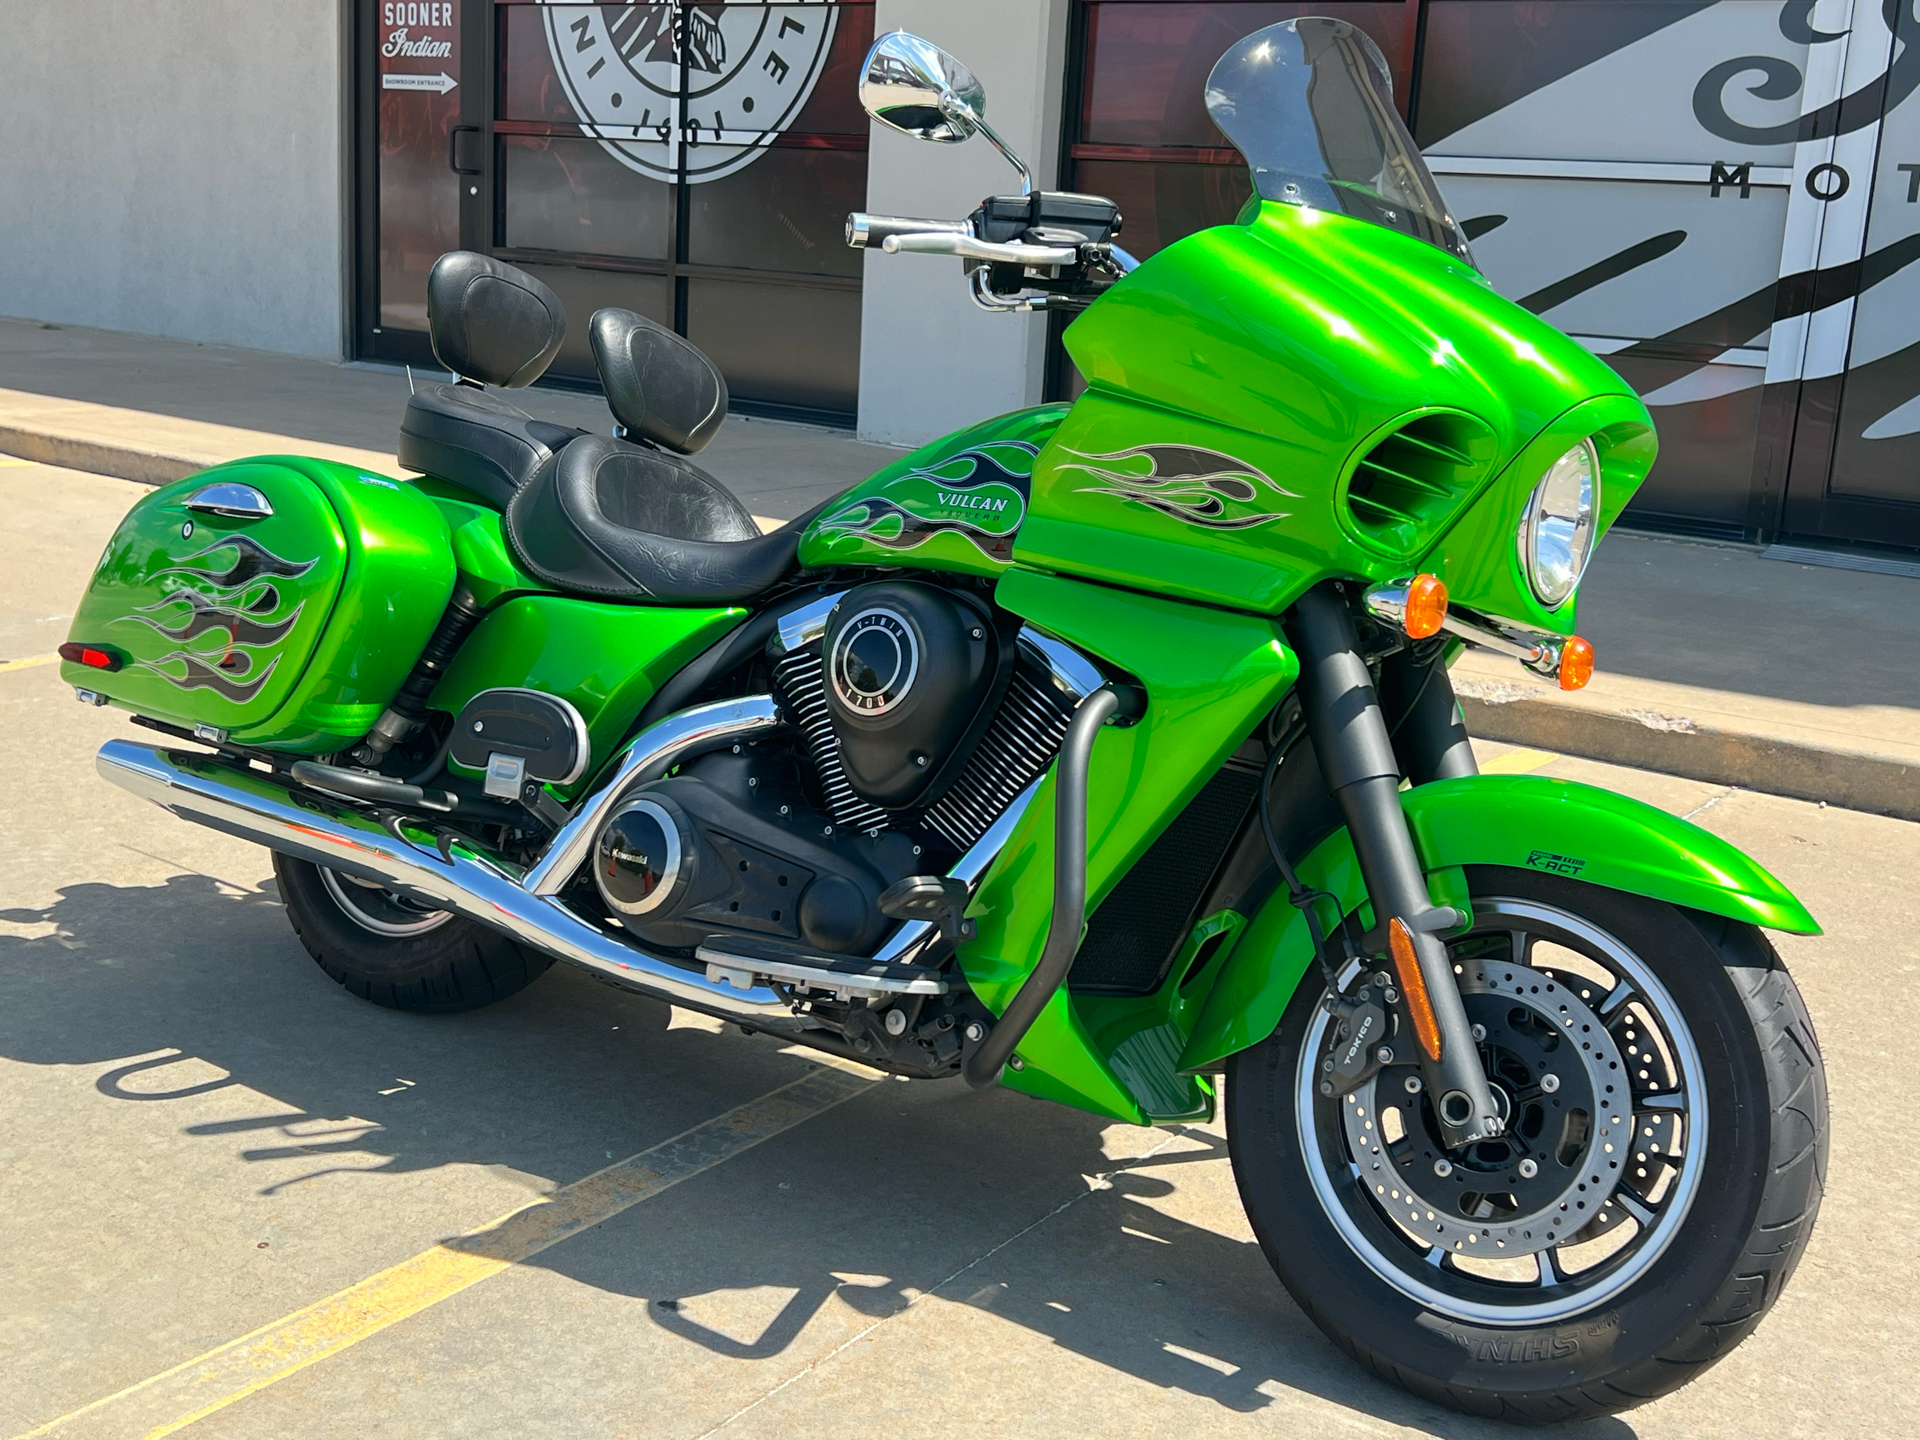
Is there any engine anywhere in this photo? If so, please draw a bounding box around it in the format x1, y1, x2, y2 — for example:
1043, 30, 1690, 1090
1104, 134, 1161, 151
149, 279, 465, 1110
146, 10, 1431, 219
589, 580, 1081, 957
777, 582, 1081, 854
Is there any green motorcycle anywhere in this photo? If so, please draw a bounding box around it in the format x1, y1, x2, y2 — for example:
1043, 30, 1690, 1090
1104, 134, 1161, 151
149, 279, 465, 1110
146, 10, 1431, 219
64, 20, 1824, 1420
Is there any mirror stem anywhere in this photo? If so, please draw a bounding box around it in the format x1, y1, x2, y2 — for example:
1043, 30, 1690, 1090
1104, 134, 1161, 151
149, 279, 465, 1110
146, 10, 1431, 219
941, 94, 1033, 195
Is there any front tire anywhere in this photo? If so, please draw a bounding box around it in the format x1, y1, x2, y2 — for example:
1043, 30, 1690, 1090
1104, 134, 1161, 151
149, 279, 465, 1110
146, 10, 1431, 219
1226, 866, 1826, 1421
273, 853, 553, 1013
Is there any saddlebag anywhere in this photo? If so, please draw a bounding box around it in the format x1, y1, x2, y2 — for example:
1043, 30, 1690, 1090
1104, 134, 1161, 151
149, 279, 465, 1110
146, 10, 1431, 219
61, 456, 456, 752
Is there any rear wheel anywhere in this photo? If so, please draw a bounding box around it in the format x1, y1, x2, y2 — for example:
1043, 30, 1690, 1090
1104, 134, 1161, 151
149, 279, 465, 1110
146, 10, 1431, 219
273, 853, 552, 1013
1226, 866, 1826, 1421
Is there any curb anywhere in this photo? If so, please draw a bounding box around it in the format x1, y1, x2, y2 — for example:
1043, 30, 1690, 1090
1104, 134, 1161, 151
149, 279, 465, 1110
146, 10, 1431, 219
0, 424, 196, 487
1459, 685, 1920, 823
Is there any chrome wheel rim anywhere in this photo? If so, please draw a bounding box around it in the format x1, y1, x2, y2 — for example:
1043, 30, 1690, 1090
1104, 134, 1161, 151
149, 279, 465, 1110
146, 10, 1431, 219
1295, 897, 1708, 1324
319, 867, 454, 938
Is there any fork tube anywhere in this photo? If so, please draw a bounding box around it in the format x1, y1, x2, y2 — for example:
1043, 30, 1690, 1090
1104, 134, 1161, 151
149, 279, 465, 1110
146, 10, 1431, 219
1288, 585, 1503, 1147
1380, 643, 1478, 784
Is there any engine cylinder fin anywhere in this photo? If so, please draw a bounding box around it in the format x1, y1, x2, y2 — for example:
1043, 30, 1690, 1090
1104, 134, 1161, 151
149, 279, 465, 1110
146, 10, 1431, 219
773, 648, 890, 834
922, 667, 1074, 851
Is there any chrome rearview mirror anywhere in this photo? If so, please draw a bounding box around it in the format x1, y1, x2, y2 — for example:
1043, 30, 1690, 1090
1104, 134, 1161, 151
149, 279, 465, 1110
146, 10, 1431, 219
859, 31, 1033, 194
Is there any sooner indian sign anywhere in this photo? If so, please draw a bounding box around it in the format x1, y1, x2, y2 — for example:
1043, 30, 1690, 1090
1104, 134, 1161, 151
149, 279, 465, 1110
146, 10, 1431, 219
543, 1, 838, 183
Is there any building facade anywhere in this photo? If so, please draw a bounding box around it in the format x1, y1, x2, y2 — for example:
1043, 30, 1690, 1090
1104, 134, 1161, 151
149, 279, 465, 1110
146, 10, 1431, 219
4, 0, 1918, 554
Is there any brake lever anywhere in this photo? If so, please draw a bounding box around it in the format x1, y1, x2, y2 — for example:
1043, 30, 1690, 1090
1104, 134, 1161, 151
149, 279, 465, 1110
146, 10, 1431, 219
879, 231, 1079, 267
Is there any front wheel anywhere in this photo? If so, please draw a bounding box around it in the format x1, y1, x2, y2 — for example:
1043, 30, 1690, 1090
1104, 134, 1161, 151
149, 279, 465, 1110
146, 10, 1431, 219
273, 853, 552, 1013
1226, 866, 1826, 1422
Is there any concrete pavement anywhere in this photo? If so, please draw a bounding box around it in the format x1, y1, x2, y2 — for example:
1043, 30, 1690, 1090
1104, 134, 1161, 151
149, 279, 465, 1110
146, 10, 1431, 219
0, 316, 904, 524
1, 457, 1916, 1437
1, 314, 1915, 819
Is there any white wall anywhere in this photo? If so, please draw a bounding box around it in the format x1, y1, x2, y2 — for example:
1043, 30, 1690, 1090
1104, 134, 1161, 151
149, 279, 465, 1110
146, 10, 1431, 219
857, 0, 1072, 448
0, 1, 347, 358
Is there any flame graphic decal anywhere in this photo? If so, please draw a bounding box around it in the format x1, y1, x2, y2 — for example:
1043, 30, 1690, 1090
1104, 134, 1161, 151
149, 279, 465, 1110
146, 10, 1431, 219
121, 534, 314, 704
133, 650, 281, 701
126, 590, 304, 646
816, 443, 1036, 563
149, 534, 316, 592
1056, 445, 1297, 530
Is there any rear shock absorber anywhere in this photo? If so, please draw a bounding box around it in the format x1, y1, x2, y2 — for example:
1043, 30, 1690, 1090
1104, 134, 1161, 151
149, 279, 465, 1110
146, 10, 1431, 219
350, 585, 485, 767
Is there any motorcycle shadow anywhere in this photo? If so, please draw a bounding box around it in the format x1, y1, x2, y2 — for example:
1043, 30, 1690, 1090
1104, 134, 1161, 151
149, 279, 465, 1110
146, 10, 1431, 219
0, 872, 1638, 1436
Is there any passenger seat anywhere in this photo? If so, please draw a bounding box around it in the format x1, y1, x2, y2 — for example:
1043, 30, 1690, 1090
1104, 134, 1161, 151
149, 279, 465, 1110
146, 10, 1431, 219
396, 252, 586, 509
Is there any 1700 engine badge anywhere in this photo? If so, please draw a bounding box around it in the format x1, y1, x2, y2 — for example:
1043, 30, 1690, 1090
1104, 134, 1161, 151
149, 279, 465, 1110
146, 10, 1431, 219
830, 609, 919, 716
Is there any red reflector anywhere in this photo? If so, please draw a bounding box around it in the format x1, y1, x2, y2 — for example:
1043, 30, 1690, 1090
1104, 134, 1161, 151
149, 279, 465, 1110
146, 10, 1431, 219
58, 642, 121, 672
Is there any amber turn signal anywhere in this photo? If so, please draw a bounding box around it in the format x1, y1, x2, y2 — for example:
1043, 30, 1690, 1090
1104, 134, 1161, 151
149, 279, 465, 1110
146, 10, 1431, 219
1387, 916, 1443, 1061
1403, 573, 1448, 639
1558, 635, 1595, 691
57, 642, 121, 672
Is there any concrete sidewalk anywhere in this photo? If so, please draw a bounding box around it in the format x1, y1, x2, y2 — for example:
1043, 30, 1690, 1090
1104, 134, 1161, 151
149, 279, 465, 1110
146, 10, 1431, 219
2, 315, 1915, 820
0, 316, 897, 523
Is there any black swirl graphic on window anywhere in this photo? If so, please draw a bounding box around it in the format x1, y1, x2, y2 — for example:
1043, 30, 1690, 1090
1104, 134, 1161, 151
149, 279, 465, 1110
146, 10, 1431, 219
1694, 0, 1920, 146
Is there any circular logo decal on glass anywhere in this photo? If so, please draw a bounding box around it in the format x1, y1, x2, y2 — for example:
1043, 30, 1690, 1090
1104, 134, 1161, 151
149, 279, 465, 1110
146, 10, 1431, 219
542, 1, 838, 183
831, 609, 919, 716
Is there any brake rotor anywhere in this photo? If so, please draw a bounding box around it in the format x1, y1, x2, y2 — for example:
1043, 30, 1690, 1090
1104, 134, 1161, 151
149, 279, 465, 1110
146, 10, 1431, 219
1340, 957, 1629, 1258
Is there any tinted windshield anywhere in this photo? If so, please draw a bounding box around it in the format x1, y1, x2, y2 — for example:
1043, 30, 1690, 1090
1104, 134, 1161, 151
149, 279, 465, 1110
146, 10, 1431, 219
1205, 18, 1472, 264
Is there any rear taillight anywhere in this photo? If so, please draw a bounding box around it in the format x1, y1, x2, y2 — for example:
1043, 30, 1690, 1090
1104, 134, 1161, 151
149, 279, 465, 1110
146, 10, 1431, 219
58, 642, 123, 672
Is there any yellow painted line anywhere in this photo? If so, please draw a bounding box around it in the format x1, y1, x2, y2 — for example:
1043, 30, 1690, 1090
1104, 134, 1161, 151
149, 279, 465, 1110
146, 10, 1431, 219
1479, 746, 1560, 776
0, 455, 35, 467
16, 1061, 877, 1440
0, 653, 59, 674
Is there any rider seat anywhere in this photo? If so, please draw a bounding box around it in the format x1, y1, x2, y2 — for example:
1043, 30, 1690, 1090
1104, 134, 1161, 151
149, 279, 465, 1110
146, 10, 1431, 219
503, 307, 802, 604
504, 436, 806, 603
396, 252, 586, 508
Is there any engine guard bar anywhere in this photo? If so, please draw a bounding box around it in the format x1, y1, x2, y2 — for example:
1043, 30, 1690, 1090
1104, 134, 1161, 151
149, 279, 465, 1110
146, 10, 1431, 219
964, 683, 1135, 1088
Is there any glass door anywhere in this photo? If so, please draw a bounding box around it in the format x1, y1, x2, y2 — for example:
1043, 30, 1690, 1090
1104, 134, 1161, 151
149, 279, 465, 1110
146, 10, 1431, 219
356, 2, 871, 423
355, 0, 488, 366
490, 1, 873, 422
1779, 0, 1920, 550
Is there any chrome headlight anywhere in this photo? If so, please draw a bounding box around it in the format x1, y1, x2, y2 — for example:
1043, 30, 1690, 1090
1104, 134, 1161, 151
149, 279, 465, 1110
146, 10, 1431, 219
1518, 439, 1599, 608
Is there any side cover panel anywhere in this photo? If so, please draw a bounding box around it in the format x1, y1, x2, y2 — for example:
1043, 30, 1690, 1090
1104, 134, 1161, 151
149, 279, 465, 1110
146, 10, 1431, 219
799, 405, 1067, 578
960, 568, 1299, 1123
62, 457, 454, 751
1178, 774, 1821, 1074
430, 597, 744, 802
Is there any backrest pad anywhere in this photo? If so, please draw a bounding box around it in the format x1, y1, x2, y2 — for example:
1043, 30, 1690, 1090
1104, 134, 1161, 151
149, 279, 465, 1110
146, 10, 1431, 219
427, 252, 567, 388
588, 308, 729, 455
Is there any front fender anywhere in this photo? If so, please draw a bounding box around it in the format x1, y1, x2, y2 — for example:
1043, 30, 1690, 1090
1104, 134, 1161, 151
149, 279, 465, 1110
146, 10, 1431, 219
1178, 774, 1818, 1074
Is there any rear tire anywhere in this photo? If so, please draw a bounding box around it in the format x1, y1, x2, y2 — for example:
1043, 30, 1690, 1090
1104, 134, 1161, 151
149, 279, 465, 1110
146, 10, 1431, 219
1226, 866, 1826, 1421
273, 853, 553, 1013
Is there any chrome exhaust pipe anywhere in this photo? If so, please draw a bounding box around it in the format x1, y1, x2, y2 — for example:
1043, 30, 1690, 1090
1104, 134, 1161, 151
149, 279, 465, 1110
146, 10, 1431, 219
94, 737, 813, 1031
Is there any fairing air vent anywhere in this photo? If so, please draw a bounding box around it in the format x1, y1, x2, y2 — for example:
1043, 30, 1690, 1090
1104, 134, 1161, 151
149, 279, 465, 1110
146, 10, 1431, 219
1341, 412, 1495, 557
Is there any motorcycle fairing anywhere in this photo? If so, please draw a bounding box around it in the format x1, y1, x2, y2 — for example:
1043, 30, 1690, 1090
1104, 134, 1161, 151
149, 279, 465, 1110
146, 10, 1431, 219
1023, 201, 1653, 630
1177, 774, 1821, 1075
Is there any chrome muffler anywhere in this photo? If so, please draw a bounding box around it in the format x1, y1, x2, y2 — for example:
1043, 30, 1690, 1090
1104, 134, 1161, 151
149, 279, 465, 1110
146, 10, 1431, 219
93, 701, 813, 1032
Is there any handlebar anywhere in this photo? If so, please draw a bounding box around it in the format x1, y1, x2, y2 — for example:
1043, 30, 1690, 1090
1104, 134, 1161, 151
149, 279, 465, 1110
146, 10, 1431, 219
846, 213, 970, 249
845, 212, 1079, 267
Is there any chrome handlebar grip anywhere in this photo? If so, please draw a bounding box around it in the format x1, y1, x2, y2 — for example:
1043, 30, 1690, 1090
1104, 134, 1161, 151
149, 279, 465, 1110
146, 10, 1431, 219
845, 212, 971, 249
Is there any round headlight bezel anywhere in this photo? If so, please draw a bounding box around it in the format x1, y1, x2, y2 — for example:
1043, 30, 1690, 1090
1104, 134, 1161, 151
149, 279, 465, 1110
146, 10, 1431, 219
1518, 438, 1600, 609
